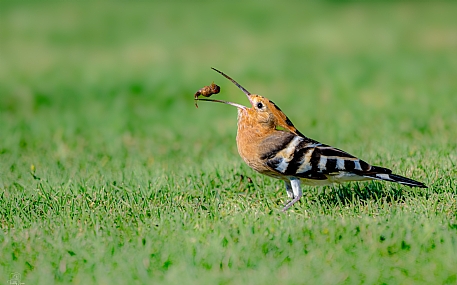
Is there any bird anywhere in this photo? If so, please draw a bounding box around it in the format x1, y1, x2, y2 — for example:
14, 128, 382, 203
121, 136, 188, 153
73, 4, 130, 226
196, 68, 427, 211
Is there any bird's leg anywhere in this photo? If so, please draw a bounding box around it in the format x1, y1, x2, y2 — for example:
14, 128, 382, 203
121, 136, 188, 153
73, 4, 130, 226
282, 178, 302, 212
284, 180, 294, 199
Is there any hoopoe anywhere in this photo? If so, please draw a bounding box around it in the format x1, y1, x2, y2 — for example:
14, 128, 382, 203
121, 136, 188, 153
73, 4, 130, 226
197, 68, 427, 211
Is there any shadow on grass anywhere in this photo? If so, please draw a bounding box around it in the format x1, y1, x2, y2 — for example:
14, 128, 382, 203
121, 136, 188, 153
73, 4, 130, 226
309, 182, 412, 207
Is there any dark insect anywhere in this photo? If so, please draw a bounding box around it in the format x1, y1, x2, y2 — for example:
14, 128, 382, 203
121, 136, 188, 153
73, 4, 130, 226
194, 82, 220, 107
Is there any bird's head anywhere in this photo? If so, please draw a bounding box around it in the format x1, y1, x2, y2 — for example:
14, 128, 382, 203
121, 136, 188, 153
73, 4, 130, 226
196, 68, 302, 135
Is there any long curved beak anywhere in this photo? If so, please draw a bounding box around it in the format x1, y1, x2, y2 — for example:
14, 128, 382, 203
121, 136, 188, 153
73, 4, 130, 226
211, 68, 251, 101
195, 98, 247, 110
195, 68, 253, 109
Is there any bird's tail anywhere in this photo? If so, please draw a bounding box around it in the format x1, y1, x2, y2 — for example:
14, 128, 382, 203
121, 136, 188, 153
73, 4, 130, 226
362, 166, 427, 188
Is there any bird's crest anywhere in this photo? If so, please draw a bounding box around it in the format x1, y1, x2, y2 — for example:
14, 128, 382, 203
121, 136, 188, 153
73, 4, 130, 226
197, 68, 305, 137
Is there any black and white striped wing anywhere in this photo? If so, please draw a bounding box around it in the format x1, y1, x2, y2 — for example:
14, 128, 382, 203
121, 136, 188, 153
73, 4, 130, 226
261, 133, 426, 188
263, 135, 372, 179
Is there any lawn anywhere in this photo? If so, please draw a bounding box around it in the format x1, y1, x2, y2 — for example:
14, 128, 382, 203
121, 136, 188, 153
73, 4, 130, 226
1, 1, 457, 284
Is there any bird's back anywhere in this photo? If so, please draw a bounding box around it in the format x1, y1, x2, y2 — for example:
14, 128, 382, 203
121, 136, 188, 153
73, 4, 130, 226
239, 127, 426, 188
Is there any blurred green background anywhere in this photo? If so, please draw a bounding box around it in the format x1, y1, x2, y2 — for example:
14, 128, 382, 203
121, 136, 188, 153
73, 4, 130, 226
1, 1, 456, 174
1, 1, 457, 284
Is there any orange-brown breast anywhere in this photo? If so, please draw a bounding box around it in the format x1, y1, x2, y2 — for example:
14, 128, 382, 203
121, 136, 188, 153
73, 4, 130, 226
236, 109, 275, 175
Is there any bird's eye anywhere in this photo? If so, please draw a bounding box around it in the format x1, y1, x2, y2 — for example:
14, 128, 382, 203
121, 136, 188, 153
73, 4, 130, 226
256, 102, 263, 109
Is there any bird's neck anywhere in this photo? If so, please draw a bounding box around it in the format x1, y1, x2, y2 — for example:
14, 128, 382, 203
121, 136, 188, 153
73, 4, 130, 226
236, 110, 273, 161
236, 110, 271, 141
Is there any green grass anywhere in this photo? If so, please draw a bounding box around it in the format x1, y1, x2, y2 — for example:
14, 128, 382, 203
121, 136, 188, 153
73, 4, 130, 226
1, 1, 457, 284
